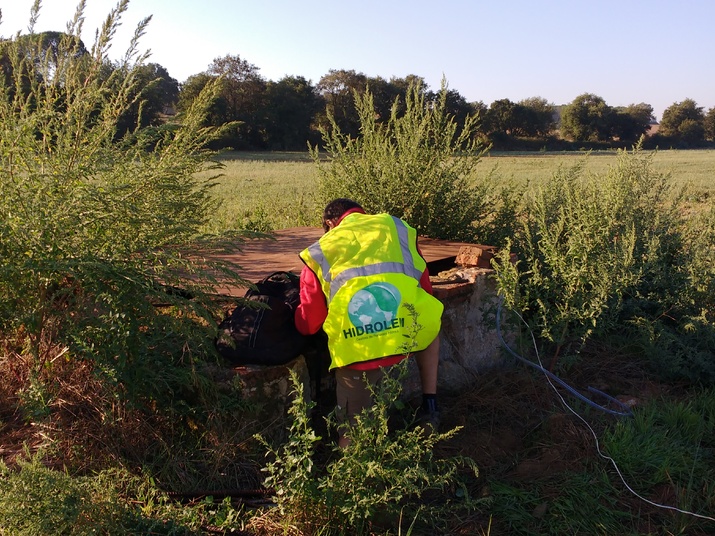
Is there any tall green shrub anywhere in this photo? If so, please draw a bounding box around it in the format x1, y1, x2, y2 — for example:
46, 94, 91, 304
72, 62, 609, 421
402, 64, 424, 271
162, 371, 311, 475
0, 456, 194, 535
495, 146, 715, 383
0, 2, 243, 415
312, 79, 512, 243
635, 203, 715, 383
494, 146, 680, 368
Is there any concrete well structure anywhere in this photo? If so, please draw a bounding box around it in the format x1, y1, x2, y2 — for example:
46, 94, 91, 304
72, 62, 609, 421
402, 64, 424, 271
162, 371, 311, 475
210, 228, 510, 405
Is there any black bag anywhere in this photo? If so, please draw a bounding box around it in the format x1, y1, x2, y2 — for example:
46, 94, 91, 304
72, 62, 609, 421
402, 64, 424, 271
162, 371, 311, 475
215, 271, 307, 366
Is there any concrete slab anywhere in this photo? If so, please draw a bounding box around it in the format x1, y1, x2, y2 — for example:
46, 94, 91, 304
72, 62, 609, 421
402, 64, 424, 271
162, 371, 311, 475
210, 226, 482, 295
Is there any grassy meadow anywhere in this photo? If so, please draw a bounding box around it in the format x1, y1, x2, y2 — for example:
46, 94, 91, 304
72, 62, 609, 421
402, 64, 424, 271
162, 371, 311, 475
198, 155, 321, 233
202, 149, 715, 234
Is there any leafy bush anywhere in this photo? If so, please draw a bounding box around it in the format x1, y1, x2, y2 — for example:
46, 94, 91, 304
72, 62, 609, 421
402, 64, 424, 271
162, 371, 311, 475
312, 79, 516, 243
494, 146, 682, 367
0, 1, 269, 489
256, 364, 479, 534
494, 144, 715, 383
617, 172, 715, 384
0, 454, 254, 534
638, 203, 715, 383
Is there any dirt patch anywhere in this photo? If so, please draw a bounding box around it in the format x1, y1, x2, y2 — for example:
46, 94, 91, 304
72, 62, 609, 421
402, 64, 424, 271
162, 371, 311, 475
435, 345, 669, 487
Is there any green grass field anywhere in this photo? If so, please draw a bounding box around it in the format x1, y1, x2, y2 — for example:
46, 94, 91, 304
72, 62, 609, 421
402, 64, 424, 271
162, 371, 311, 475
197, 155, 321, 233
484, 149, 715, 191
201, 149, 715, 234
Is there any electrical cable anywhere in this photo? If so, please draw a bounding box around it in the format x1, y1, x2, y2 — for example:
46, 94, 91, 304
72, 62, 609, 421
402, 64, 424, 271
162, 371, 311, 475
496, 300, 633, 417
496, 298, 715, 524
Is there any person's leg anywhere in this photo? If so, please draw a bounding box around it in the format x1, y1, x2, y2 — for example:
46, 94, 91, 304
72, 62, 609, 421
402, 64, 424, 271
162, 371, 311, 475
415, 335, 439, 395
334, 367, 382, 448
414, 335, 440, 429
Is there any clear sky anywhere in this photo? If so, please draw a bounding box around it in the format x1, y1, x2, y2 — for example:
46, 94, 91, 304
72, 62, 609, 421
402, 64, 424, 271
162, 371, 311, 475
2, 0, 714, 121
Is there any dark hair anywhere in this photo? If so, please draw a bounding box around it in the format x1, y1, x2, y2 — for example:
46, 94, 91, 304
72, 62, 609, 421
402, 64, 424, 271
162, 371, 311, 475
322, 198, 363, 231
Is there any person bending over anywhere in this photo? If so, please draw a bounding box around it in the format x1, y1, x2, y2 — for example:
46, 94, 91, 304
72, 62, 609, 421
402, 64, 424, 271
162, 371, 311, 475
294, 198, 443, 447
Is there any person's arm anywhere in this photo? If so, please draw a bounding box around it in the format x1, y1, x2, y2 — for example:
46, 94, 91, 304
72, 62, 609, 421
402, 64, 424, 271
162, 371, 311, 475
294, 265, 328, 335
416, 243, 434, 294
419, 266, 433, 294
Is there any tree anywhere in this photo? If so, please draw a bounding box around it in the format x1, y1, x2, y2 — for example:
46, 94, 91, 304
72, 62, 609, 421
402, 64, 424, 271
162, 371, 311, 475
363, 75, 401, 121
560, 93, 614, 142
518, 97, 556, 138
207, 54, 267, 148
134, 62, 179, 118
178, 73, 216, 116
9, 30, 89, 73
705, 107, 715, 141
0, 30, 89, 100
1, 27, 179, 141
387, 74, 428, 95
468, 100, 489, 139
660, 99, 705, 144
366, 74, 429, 124
483, 97, 554, 139
439, 87, 473, 133
316, 69, 368, 138
485, 98, 519, 136
115, 62, 179, 135
485, 97, 555, 138
264, 75, 322, 150
611, 103, 654, 143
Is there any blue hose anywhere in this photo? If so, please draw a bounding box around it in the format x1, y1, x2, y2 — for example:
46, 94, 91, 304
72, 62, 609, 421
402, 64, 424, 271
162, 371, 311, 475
496, 298, 634, 418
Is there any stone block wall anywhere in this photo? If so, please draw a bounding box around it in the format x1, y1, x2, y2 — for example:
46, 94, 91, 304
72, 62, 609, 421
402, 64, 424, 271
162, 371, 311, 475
431, 266, 509, 394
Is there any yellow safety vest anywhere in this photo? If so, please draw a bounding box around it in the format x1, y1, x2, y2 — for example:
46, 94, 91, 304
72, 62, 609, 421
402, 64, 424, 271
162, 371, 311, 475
300, 212, 444, 369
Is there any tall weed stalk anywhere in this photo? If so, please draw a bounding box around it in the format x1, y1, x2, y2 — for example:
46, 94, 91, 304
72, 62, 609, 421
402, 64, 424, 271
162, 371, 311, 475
0, 1, 256, 475
312, 79, 516, 244
257, 365, 479, 534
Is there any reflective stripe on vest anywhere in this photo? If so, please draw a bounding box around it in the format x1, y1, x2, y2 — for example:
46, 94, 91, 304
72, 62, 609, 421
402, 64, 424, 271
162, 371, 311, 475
307, 216, 422, 302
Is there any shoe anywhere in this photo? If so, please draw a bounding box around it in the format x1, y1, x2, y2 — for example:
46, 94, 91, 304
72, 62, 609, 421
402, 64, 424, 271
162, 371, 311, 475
415, 407, 441, 434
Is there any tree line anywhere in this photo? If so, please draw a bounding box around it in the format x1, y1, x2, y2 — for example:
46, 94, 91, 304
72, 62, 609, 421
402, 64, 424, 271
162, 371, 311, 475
5, 33, 715, 151
172, 55, 715, 151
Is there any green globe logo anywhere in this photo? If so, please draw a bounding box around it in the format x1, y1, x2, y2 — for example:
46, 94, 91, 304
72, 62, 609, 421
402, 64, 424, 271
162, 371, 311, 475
347, 282, 401, 328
